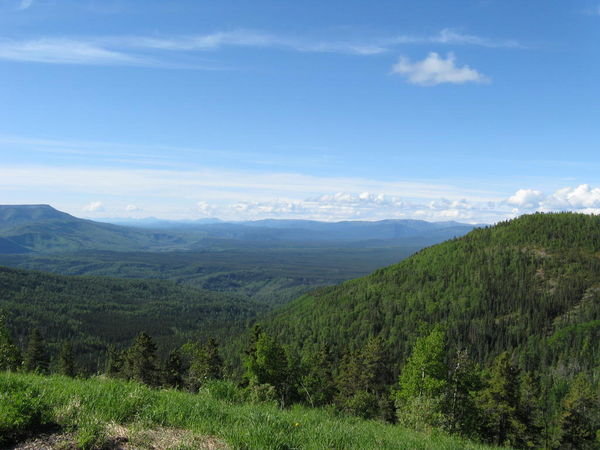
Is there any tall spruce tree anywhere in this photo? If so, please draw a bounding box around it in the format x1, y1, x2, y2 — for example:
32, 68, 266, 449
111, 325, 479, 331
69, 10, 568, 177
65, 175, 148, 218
183, 338, 224, 391
23, 328, 48, 374
560, 373, 600, 449
105, 345, 124, 378
447, 349, 482, 437
162, 349, 184, 389
300, 343, 335, 407
476, 352, 525, 447
124, 332, 158, 386
0, 313, 21, 371
57, 341, 76, 377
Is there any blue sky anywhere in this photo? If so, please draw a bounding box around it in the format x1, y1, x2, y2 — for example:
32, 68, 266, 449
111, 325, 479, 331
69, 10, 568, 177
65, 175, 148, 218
1, 0, 600, 222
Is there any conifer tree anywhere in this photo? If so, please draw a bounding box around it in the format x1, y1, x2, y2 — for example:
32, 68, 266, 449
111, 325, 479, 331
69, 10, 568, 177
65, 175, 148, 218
447, 349, 481, 437
244, 331, 290, 403
57, 341, 76, 377
517, 371, 544, 448
300, 344, 335, 407
560, 373, 600, 449
105, 345, 124, 378
124, 332, 158, 386
0, 312, 21, 371
476, 352, 525, 447
162, 349, 184, 389
23, 328, 48, 374
183, 338, 224, 391
204, 338, 224, 380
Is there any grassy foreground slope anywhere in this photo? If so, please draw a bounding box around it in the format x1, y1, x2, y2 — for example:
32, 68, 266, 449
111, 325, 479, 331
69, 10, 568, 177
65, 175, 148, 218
0, 372, 500, 449
262, 213, 600, 376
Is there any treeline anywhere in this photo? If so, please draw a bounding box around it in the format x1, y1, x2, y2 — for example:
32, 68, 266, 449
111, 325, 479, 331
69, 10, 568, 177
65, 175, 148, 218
3, 319, 598, 449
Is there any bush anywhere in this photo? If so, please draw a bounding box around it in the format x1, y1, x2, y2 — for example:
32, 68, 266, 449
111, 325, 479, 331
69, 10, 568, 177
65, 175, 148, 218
0, 379, 49, 444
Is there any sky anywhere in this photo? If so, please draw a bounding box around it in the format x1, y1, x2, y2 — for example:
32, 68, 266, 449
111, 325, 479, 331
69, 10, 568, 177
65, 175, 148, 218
1, 0, 600, 223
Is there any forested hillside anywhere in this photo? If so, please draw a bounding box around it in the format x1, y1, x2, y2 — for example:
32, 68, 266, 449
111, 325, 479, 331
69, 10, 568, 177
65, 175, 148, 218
262, 212, 600, 373
0, 266, 265, 373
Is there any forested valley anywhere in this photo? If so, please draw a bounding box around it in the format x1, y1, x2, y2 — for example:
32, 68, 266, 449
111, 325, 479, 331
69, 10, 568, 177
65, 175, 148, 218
1, 212, 599, 449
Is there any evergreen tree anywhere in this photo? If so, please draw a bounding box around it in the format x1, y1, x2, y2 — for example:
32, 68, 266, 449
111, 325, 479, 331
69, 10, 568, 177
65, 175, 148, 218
0, 312, 21, 371
335, 337, 392, 419
395, 328, 448, 429
300, 344, 335, 407
183, 338, 224, 391
23, 328, 48, 374
560, 373, 600, 449
476, 352, 525, 447
124, 332, 158, 386
105, 345, 124, 378
162, 349, 184, 389
446, 349, 482, 437
57, 341, 76, 377
204, 338, 224, 380
244, 331, 290, 404
517, 371, 544, 448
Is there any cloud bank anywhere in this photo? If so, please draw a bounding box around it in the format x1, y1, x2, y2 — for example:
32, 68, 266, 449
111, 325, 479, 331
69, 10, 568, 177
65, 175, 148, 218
0, 164, 597, 223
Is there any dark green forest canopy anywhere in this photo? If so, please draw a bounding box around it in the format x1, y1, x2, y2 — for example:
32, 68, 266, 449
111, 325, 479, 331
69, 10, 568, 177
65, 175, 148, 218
261, 212, 600, 378
0, 266, 266, 373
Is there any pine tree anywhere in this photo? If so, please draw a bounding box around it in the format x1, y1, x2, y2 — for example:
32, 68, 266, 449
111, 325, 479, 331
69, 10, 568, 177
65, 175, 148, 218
560, 373, 600, 449
105, 345, 124, 378
23, 328, 48, 374
57, 341, 76, 377
447, 349, 482, 437
124, 332, 158, 386
300, 344, 335, 407
162, 349, 184, 389
476, 352, 525, 447
335, 337, 392, 419
0, 312, 21, 371
203, 338, 223, 380
517, 371, 544, 448
183, 338, 224, 391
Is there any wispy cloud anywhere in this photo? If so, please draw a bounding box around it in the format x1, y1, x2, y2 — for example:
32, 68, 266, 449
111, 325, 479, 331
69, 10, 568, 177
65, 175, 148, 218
392, 52, 489, 86
0, 28, 523, 66
0, 38, 146, 65
17, 0, 33, 10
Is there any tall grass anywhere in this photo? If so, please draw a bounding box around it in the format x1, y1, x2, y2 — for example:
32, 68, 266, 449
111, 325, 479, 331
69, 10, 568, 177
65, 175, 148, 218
0, 372, 502, 449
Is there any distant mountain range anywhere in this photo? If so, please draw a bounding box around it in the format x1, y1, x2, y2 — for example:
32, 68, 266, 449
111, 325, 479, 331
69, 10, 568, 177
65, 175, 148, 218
0, 204, 479, 254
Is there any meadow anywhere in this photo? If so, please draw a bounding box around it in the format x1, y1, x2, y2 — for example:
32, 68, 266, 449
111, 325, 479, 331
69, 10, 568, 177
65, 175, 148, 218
0, 372, 500, 449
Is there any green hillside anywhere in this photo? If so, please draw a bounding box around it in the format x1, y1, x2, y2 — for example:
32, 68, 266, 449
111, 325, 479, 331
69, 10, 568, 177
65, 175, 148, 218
0, 372, 499, 450
262, 212, 600, 375
0, 266, 265, 373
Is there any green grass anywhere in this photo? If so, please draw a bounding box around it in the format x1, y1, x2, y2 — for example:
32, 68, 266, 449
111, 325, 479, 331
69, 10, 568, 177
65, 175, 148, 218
0, 372, 502, 449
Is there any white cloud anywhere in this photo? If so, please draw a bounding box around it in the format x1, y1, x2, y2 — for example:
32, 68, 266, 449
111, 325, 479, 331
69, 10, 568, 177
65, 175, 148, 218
544, 184, 600, 210
0, 38, 145, 65
125, 204, 141, 212
507, 189, 545, 209
392, 52, 489, 86
82, 201, 104, 212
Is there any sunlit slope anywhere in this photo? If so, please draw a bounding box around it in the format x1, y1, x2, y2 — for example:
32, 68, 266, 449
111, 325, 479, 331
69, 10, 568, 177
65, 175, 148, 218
263, 212, 600, 375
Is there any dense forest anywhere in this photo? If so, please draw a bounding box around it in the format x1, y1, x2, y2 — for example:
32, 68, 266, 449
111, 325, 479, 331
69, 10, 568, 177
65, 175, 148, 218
1, 212, 599, 448
0, 267, 265, 373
